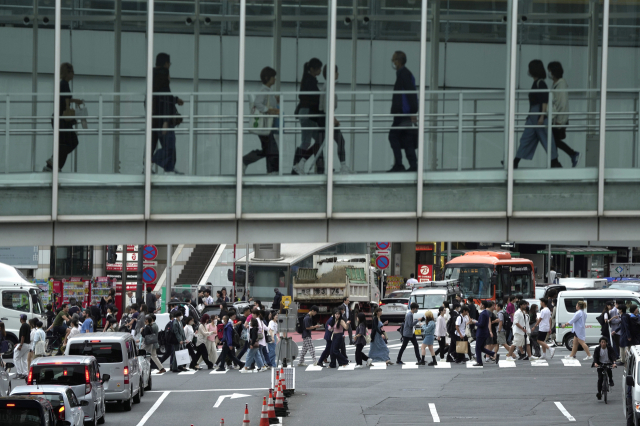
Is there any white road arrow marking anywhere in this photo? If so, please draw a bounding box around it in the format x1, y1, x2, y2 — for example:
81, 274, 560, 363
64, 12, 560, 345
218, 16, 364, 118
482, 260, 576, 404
213, 393, 251, 408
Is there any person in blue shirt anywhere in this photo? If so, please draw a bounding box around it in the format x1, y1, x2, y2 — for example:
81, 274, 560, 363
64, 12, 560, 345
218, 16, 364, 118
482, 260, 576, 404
469, 300, 499, 366
80, 309, 93, 334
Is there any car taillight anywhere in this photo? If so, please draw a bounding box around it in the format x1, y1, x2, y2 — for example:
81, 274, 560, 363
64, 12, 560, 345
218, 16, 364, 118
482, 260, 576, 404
27, 367, 33, 385
58, 406, 65, 421
403, 303, 409, 305
124, 366, 129, 384
379, 303, 386, 306
85, 366, 92, 395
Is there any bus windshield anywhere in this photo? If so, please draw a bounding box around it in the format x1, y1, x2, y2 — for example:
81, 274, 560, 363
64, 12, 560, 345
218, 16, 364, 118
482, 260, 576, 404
444, 266, 493, 299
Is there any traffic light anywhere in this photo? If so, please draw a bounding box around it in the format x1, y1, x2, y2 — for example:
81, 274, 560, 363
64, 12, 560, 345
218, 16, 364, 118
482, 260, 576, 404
107, 245, 117, 264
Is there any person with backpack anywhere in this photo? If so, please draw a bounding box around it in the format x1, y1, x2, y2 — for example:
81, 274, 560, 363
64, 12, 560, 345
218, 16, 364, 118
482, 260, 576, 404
215, 314, 245, 372
142, 315, 165, 373
240, 318, 267, 373
453, 306, 470, 364
445, 303, 461, 363
158, 311, 176, 366
496, 303, 513, 359
396, 302, 422, 365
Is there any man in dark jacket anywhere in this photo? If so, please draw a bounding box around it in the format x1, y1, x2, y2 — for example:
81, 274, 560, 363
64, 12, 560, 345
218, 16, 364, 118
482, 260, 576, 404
471, 300, 499, 366
592, 337, 617, 400
388, 51, 419, 172
170, 310, 187, 372
272, 288, 283, 311
317, 315, 335, 367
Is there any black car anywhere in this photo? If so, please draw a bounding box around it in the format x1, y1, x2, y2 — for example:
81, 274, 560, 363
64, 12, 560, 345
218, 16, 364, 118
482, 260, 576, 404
0, 395, 71, 426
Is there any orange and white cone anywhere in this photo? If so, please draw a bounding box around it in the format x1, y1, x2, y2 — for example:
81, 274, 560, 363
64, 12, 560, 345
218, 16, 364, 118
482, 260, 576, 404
267, 389, 276, 419
279, 368, 287, 392
242, 404, 250, 425
275, 384, 284, 409
259, 397, 270, 426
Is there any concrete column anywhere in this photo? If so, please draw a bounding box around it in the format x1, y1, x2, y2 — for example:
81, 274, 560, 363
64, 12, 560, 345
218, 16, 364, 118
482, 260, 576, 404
31, 0, 38, 172
166, 244, 172, 312
427, 0, 440, 170
112, 0, 122, 173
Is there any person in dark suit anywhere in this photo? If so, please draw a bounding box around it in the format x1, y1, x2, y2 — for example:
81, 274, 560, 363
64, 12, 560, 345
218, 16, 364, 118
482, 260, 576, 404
316, 314, 335, 367
592, 337, 617, 400
470, 300, 499, 366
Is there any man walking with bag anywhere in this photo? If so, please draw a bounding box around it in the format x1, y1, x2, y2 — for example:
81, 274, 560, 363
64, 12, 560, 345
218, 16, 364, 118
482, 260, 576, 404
170, 310, 187, 372
396, 302, 422, 365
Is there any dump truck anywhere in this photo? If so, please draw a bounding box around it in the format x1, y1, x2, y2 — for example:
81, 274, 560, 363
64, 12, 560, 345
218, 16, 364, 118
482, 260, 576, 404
293, 254, 380, 328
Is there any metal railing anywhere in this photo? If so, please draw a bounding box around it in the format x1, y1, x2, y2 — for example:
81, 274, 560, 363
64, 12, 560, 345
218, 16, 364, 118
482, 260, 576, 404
2, 88, 640, 176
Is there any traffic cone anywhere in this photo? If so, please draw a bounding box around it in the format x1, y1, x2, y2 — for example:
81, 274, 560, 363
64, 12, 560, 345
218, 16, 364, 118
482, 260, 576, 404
279, 368, 287, 392
274, 384, 289, 417
267, 389, 278, 424
220, 420, 224, 426
259, 397, 270, 426
242, 404, 250, 425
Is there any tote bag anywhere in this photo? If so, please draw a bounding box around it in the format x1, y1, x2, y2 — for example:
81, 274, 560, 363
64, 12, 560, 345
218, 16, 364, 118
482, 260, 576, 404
248, 94, 274, 136
455, 340, 468, 354
175, 345, 190, 366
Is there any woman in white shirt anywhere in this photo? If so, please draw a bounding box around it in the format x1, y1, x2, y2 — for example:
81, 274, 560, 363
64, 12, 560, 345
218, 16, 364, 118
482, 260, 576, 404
267, 311, 279, 367
548, 61, 580, 167
243, 66, 280, 175
184, 317, 214, 370
434, 306, 448, 360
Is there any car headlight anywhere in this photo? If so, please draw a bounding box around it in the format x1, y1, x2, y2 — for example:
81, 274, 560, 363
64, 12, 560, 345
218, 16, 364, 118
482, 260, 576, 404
634, 400, 640, 413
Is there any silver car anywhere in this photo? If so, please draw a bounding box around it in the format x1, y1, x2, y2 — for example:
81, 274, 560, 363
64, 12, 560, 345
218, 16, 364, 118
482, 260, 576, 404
28, 355, 108, 426
379, 290, 411, 323
11, 384, 87, 426
0, 358, 11, 397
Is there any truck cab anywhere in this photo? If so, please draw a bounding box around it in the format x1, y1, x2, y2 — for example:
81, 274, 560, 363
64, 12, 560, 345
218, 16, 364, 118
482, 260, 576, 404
0, 262, 47, 354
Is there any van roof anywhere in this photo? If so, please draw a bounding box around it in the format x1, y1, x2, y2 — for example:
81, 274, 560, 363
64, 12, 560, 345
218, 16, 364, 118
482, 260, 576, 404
66, 332, 133, 343
412, 288, 449, 295
31, 355, 95, 365
559, 289, 640, 297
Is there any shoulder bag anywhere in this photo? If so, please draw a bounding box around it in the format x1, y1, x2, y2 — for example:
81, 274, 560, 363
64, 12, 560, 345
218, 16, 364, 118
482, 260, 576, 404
249, 94, 274, 136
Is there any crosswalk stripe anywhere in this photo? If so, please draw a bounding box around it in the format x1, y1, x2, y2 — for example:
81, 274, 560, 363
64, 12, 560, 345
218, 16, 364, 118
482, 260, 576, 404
561, 358, 581, 367
210, 369, 228, 374
401, 363, 419, 369
339, 364, 355, 371
178, 369, 197, 375
369, 363, 387, 370
433, 362, 451, 369
466, 361, 482, 368
498, 360, 516, 368
531, 360, 549, 366
305, 365, 324, 372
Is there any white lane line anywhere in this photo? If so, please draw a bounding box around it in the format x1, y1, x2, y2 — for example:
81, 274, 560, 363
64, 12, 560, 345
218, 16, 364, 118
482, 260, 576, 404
136, 391, 170, 426
148, 388, 269, 393
428, 403, 440, 423
554, 402, 576, 422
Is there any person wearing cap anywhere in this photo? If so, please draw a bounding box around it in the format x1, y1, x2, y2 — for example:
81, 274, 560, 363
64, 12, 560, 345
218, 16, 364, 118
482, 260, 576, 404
14, 314, 31, 379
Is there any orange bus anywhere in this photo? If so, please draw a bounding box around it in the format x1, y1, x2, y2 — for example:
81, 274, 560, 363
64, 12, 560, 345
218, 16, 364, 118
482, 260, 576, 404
443, 251, 536, 301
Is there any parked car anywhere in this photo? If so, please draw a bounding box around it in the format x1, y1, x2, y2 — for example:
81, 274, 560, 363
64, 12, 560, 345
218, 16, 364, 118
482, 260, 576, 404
379, 290, 411, 323
11, 385, 87, 426
27, 355, 107, 426
0, 359, 12, 397
0, 395, 67, 426
65, 333, 140, 412
608, 281, 640, 293
623, 345, 640, 426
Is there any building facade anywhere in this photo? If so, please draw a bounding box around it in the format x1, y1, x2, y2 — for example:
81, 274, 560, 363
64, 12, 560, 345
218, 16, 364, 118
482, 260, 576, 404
1, 0, 639, 245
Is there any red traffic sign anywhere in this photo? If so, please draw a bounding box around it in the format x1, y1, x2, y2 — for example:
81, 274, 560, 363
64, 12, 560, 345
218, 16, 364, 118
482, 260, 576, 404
143, 245, 158, 261
142, 267, 157, 284
375, 255, 390, 270
376, 242, 390, 251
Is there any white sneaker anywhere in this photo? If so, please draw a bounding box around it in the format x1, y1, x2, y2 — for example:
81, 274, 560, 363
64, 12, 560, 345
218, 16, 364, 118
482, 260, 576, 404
564, 355, 576, 359
366, 359, 373, 367
583, 355, 593, 361
292, 159, 306, 175
506, 356, 515, 361
530, 356, 540, 361
239, 368, 252, 373
548, 348, 556, 359
339, 162, 352, 174
297, 362, 308, 367
354, 365, 364, 369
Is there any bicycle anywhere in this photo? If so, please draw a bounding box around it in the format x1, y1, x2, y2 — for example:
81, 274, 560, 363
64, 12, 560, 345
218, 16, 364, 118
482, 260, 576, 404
598, 364, 614, 404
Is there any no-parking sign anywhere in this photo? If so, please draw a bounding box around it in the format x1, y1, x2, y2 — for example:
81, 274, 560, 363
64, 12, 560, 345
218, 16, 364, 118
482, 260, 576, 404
142, 267, 157, 284
143, 245, 158, 261
376, 255, 390, 270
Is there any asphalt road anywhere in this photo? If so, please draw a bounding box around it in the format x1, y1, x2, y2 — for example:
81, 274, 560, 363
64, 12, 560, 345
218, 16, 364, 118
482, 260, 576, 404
7, 329, 626, 426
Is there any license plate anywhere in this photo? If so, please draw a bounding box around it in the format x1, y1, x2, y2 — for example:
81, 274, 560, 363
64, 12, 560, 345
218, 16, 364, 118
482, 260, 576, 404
393, 307, 404, 311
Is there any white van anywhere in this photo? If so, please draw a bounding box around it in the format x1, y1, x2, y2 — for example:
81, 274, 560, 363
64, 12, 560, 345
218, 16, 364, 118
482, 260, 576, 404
409, 281, 461, 336
0, 262, 47, 354
622, 345, 640, 425
558, 277, 607, 289
555, 289, 640, 350
65, 333, 144, 411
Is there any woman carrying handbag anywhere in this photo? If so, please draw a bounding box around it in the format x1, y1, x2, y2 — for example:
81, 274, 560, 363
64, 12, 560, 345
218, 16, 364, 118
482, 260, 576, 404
142, 315, 165, 373
354, 312, 371, 368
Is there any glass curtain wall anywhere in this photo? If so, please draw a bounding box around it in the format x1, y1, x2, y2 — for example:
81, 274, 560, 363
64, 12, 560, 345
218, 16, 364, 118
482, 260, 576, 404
422, 0, 509, 214
604, 1, 640, 212
56, 0, 147, 216
512, 0, 601, 213
0, 0, 55, 217
149, 0, 238, 216
240, 0, 330, 216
